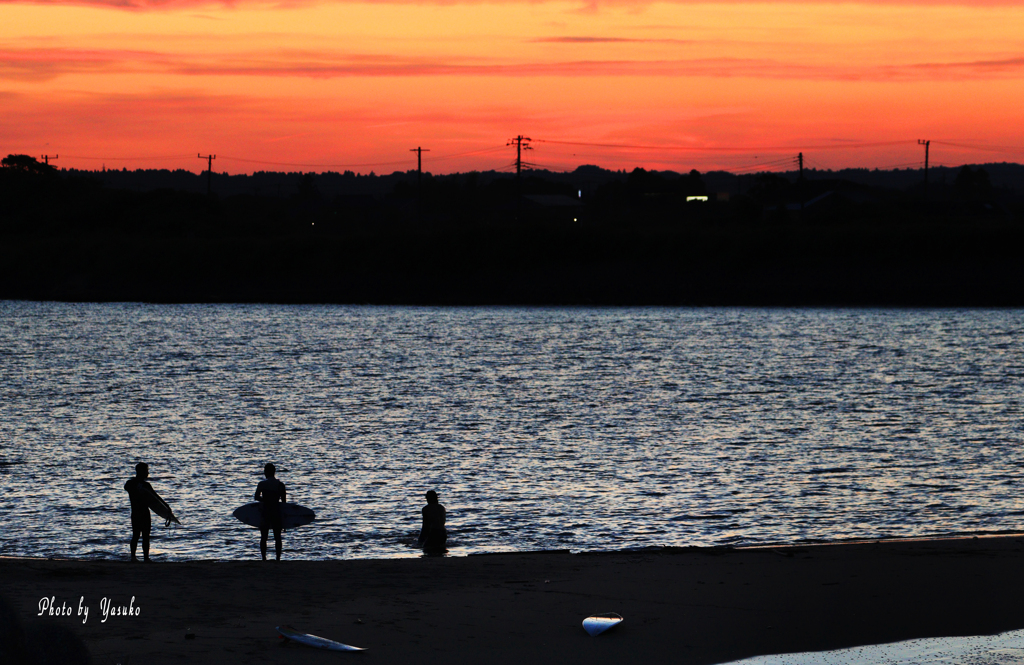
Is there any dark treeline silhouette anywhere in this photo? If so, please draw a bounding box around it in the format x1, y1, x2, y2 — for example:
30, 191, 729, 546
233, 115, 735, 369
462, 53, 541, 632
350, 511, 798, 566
2, 155, 1023, 305
55, 161, 1024, 199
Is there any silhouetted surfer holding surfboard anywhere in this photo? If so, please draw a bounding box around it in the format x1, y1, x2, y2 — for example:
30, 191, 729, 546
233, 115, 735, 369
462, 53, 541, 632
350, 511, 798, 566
418, 490, 447, 555
255, 463, 286, 561
124, 463, 154, 563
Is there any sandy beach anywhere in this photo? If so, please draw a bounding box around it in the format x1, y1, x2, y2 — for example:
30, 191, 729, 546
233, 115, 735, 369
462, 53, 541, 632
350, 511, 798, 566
4, 535, 1024, 665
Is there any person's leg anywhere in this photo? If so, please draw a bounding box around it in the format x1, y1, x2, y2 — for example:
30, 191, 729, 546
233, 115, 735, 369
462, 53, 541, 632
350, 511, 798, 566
273, 527, 282, 561
260, 527, 269, 560
424, 527, 448, 554
130, 527, 141, 561
141, 526, 151, 562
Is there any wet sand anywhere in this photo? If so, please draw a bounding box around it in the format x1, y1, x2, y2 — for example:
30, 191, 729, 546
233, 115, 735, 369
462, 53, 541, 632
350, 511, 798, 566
4, 535, 1024, 665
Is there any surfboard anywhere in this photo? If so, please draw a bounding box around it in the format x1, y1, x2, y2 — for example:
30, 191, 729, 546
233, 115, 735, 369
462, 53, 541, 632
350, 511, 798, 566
583, 613, 623, 637
139, 484, 181, 525
276, 625, 365, 651
233, 502, 316, 529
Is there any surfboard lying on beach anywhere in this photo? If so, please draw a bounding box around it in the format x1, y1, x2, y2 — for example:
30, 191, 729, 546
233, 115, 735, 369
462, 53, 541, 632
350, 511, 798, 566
140, 484, 181, 525
583, 613, 623, 636
276, 625, 365, 651
233, 502, 316, 529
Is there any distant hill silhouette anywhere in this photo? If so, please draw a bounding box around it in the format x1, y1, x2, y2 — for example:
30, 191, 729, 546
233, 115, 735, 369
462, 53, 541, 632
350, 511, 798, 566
3, 155, 1023, 305
63, 162, 1024, 199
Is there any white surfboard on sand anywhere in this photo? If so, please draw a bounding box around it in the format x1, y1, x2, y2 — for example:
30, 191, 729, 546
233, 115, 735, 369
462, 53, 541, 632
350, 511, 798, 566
276, 625, 365, 651
583, 613, 623, 636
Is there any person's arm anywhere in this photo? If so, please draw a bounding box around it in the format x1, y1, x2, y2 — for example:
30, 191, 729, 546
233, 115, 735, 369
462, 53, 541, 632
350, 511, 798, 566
254, 484, 262, 502
280, 483, 286, 504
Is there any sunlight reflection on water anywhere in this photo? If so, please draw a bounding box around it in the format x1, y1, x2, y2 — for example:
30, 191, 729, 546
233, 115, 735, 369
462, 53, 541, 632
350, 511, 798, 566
1, 302, 1022, 560
727, 629, 1024, 665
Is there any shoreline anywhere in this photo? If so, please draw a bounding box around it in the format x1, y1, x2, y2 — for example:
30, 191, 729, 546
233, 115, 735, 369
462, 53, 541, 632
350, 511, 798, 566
5, 535, 1024, 664
7, 529, 1024, 564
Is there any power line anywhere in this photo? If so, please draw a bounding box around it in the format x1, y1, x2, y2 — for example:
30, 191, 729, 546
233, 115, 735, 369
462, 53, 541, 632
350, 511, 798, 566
428, 146, 508, 162
802, 155, 831, 171
534, 138, 916, 152
62, 154, 193, 161
872, 160, 926, 170
27, 136, 1019, 178
214, 145, 510, 170
932, 140, 1024, 155
218, 155, 410, 169
728, 156, 799, 174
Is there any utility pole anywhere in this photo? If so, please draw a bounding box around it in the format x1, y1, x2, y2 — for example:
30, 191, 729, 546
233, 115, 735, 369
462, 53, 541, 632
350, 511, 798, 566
507, 136, 532, 178
409, 146, 430, 217
409, 146, 430, 189
797, 152, 804, 217
918, 139, 930, 197
507, 136, 532, 219
198, 153, 216, 195
41, 154, 58, 166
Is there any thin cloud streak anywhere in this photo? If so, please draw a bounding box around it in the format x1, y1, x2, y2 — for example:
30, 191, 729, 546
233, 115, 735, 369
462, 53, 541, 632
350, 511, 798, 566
0, 48, 169, 81
6, 46, 1024, 82
532, 36, 695, 44
908, 57, 1024, 72
3, 0, 1024, 9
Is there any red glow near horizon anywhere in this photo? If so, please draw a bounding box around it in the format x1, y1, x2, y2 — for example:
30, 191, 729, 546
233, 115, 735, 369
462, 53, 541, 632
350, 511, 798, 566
2, 1, 1024, 175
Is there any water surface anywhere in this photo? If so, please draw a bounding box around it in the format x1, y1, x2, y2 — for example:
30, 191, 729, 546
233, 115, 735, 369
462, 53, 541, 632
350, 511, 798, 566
1, 303, 1021, 560
728, 629, 1024, 665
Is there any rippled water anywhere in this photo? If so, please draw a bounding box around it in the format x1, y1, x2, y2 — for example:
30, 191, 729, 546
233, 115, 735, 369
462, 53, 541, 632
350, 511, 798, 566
733, 631, 1024, 659
1, 302, 1022, 561
728, 630, 1024, 665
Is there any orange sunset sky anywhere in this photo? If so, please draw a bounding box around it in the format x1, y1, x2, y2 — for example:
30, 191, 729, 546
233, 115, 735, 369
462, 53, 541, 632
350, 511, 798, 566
2, 0, 1024, 174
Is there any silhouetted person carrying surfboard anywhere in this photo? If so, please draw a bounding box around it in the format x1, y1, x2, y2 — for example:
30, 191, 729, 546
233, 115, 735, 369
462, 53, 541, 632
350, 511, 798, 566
418, 490, 447, 554
124, 463, 153, 563
255, 463, 286, 561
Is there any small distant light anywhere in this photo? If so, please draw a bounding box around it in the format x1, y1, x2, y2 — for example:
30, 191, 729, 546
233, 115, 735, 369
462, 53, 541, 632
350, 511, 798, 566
312, 222, 315, 225
686, 196, 709, 202
578, 189, 582, 198
573, 218, 578, 222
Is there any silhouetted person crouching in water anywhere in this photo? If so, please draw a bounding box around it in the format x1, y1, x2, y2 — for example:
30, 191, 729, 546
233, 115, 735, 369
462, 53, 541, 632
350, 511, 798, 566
124, 463, 153, 562
256, 463, 286, 561
418, 490, 447, 554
